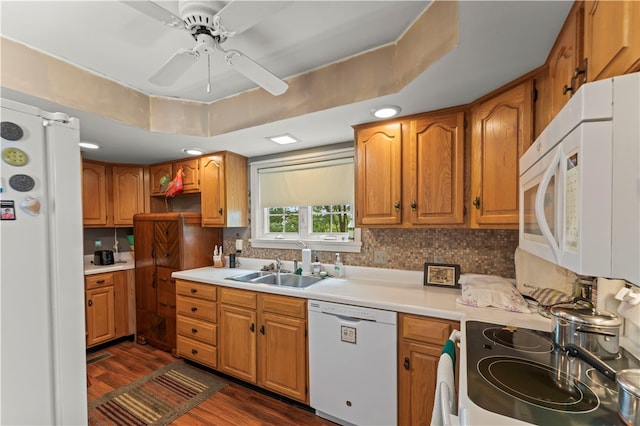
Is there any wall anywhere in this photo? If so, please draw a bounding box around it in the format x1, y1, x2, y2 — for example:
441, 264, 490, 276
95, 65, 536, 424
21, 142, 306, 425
223, 227, 518, 278
83, 228, 133, 255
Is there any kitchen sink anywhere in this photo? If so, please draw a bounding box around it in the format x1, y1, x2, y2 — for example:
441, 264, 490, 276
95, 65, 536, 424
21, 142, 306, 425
227, 271, 324, 289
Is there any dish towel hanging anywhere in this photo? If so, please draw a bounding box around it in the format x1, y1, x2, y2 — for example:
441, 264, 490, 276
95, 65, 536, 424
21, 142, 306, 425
431, 333, 458, 426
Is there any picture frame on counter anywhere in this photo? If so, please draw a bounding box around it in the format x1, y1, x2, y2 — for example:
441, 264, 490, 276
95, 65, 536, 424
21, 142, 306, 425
424, 263, 461, 288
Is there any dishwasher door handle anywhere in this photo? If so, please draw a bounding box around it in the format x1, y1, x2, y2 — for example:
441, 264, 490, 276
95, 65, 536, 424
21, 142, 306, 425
322, 312, 374, 323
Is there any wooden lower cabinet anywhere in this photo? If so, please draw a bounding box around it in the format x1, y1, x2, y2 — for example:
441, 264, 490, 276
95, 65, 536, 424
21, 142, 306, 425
398, 314, 459, 426
176, 280, 218, 369
85, 271, 133, 348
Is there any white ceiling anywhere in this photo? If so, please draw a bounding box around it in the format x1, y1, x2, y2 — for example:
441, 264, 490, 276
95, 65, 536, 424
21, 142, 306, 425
0, 0, 573, 164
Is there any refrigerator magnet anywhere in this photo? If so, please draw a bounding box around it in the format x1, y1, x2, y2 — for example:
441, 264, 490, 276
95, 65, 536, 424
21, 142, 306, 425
9, 174, 35, 192
1, 122, 24, 141
1, 200, 16, 220
20, 196, 41, 216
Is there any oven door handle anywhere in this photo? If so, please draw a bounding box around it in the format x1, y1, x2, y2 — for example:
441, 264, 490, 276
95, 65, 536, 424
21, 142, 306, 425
535, 148, 562, 262
431, 329, 461, 426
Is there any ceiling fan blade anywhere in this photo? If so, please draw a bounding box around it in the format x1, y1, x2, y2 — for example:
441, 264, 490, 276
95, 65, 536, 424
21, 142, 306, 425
150, 48, 199, 86
216, 0, 292, 35
224, 50, 288, 96
121, 1, 185, 29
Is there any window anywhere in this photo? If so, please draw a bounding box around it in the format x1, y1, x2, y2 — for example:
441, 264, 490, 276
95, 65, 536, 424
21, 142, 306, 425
250, 148, 361, 252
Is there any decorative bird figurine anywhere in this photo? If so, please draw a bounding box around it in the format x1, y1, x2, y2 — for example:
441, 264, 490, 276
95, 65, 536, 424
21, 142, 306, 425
165, 166, 185, 198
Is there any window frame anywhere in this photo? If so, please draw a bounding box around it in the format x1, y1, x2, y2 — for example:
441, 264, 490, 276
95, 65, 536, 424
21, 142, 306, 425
250, 148, 361, 253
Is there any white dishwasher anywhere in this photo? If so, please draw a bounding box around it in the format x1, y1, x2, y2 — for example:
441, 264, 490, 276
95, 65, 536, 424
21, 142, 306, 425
308, 300, 397, 426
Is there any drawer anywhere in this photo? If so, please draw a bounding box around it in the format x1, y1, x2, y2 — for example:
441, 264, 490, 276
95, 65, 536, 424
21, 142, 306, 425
85, 273, 114, 290
259, 294, 306, 319
176, 295, 217, 322
401, 314, 457, 346
177, 315, 217, 344
177, 335, 217, 369
176, 280, 216, 301
220, 287, 257, 309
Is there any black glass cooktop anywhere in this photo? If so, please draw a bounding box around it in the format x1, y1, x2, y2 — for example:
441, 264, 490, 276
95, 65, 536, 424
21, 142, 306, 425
466, 321, 640, 425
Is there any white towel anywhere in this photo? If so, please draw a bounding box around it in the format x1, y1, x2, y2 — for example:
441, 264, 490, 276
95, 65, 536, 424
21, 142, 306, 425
431, 340, 456, 426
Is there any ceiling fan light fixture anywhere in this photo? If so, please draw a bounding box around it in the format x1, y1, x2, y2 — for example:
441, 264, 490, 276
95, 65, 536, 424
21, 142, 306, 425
371, 105, 401, 119
79, 142, 99, 150
268, 134, 299, 145
183, 148, 203, 156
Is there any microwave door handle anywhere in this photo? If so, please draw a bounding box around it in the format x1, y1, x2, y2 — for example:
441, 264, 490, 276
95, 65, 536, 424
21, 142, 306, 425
535, 149, 562, 262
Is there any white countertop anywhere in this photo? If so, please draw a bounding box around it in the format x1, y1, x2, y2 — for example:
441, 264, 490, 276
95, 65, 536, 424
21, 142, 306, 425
83, 252, 135, 275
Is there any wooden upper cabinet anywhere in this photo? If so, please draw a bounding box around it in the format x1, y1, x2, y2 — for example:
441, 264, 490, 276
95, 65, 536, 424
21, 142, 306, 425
112, 165, 144, 226
200, 152, 248, 227
470, 79, 533, 229
82, 160, 108, 226
405, 111, 465, 226
584, 0, 640, 82
546, 2, 585, 128
354, 122, 402, 226
150, 162, 172, 197
174, 158, 200, 193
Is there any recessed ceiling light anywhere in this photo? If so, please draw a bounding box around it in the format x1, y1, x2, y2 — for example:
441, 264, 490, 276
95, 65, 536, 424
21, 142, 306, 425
79, 142, 99, 149
182, 148, 203, 156
267, 134, 299, 144
371, 105, 401, 119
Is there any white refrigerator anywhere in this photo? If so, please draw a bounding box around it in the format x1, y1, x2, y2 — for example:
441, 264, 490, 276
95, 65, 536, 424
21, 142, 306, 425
1, 99, 88, 424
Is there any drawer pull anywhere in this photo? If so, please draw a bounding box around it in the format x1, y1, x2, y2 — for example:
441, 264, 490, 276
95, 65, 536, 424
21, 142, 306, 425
190, 288, 198, 294
403, 357, 410, 370
191, 349, 198, 355
191, 328, 198, 334
250, 323, 255, 332
96, 279, 105, 284
87, 299, 93, 307
260, 325, 265, 335
191, 307, 198, 313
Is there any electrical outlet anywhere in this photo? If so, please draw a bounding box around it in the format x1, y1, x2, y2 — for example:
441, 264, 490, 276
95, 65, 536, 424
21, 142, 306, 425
374, 250, 388, 264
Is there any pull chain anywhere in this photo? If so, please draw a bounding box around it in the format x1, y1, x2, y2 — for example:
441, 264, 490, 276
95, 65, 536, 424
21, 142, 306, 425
207, 55, 211, 93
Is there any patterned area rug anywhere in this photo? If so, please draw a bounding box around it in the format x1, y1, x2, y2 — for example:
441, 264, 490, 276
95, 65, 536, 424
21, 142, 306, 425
88, 362, 226, 426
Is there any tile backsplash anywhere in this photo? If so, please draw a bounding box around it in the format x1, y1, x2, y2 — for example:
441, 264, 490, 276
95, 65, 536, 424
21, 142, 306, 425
224, 228, 518, 278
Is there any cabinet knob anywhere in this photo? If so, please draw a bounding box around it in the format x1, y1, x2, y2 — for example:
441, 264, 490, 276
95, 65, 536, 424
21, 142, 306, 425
96, 279, 105, 284
218, 208, 223, 215
260, 325, 265, 335
250, 323, 255, 333
410, 200, 417, 211
87, 299, 93, 307
403, 357, 410, 370
191, 328, 198, 334
191, 349, 198, 355
472, 196, 481, 209
159, 277, 168, 282
563, 84, 574, 95
191, 307, 198, 313
394, 201, 400, 211
165, 253, 170, 257
190, 288, 198, 294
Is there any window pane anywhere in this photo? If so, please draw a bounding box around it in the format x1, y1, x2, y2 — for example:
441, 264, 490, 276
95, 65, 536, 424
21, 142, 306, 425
267, 207, 299, 233
311, 204, 351, 233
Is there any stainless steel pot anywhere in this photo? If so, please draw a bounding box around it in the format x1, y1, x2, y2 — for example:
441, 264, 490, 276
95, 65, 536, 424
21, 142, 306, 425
566, 344, 640, 425
550, 302, 622, 359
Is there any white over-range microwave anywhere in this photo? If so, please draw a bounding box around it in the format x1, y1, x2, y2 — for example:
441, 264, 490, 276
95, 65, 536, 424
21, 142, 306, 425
519, 72, 640, 285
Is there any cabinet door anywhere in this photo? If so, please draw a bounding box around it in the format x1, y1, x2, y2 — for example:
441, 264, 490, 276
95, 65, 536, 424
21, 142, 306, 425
470, 80, 533, 228
219, 304, 257, 383
154, 221, 180, 268
406, 112, 465, 225
398, 341, 441, 426
258, 312, 308, 402
82, 161, 108, 226
112, 166, 144, 226
150, 163, 172, 197
200, 154, 226, 226
585, 1, 640, 81
113, 271, 129, 339
86, 286, 115, 347
175, 158, 200, 193
547, 3, 584, 125
355, 122, 402, 226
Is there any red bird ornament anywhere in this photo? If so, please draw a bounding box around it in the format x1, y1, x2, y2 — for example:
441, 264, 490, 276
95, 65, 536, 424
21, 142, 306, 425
165, 166, 185, 198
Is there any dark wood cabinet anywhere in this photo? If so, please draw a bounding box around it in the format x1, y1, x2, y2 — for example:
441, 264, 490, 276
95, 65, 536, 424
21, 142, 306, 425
133, 212, 221, 352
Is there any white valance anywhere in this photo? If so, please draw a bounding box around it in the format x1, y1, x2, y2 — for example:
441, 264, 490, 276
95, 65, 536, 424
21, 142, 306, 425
258, 157, 354, 207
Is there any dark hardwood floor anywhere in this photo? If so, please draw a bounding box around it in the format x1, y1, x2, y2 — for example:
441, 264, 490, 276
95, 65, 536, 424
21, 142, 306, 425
86, 340, 336, 425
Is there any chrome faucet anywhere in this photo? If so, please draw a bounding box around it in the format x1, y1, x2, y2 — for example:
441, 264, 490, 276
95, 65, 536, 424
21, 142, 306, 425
275, 255, 283, 274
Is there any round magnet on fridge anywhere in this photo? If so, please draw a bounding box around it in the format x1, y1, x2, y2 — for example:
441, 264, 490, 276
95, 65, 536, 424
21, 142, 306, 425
1, 122, 24, 141
9, 174, 35, 192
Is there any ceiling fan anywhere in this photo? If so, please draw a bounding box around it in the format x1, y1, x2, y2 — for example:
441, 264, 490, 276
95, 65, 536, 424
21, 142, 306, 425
122, 0, 290, 96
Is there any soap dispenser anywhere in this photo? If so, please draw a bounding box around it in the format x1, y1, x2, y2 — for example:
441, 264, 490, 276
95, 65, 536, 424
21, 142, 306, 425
334, 253, 344, 277
312, 255, 321, 275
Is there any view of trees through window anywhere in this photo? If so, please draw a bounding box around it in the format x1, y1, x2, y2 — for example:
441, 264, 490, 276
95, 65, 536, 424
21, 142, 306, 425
267, 204, 352, 234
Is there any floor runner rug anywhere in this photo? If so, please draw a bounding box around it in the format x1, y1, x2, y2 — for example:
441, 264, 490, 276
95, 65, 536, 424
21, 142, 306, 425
88, 362, 226, 426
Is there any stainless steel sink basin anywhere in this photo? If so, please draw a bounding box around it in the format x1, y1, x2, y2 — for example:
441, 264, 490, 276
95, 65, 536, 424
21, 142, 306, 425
227, 271, 324, 289
252, 273, 324, 288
